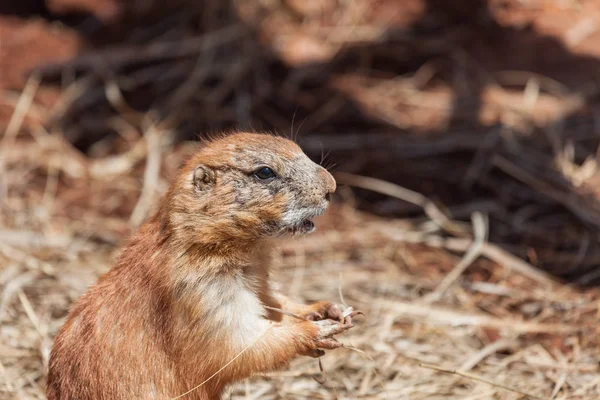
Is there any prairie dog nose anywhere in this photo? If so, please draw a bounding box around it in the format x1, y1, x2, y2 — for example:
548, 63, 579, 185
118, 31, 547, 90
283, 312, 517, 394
319, 167, 336, 200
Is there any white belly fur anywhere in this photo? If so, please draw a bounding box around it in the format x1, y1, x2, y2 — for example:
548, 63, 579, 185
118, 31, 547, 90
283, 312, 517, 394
200, 273, 270, 349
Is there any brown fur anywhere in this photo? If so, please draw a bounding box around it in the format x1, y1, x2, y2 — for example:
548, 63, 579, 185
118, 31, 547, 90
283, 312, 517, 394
47, 132, 351, 400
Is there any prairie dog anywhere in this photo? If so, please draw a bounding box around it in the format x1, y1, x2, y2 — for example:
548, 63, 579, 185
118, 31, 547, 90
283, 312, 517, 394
47, 132, 355, 400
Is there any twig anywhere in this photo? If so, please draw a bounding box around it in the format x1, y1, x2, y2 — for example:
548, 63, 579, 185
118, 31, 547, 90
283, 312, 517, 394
88, 138, 148, 178
47, 77, 94, 124
104, 80, 143, 126
42, 156, 61, 217
129, 126, 165, 228
0, 360, 14, 392
0, 243, 55, 275
458, 339, 516, 372
550, 371, 568, 399
334, 172, 469, 236
377, 226, 556, 285
493, 155, 600, 230
419, 363, 547, 400
1, 73, 41, 146
421, 212, 488, 303
462, 127, 502, 189
0, 230, 82, 249
475, 241, 555, 285
0, 74, 41, 202
36, 25, 245, 77
353, 295, 577, 334
338, 272, 348, 307
17, 290, 43, 337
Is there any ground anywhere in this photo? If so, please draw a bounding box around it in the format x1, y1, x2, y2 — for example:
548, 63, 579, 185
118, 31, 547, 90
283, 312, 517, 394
2, 0, 600, 399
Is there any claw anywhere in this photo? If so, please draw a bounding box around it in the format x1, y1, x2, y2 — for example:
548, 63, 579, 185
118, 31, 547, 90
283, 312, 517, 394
314, 320, 354, 338
300, 319, 354, 357
305, 312, 324, 321
303, 302, 345, 323
342, 309, 365, 325
307, 349, 326, 358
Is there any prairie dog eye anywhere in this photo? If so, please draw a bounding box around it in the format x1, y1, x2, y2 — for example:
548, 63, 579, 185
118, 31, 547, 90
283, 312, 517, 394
254, 166, 277, 180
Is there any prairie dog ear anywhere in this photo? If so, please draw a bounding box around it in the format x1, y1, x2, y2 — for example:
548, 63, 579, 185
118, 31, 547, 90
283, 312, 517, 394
192, 165, 216, 191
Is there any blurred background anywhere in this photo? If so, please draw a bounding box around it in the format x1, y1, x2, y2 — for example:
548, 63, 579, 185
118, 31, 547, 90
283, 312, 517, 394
2, 0, 600, 398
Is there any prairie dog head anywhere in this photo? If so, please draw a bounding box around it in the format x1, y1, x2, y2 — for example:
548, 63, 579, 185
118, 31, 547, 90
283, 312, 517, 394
165, 132, 336, 246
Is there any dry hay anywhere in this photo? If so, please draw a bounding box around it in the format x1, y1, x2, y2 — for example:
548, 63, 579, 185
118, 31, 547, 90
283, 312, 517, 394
1, 127, 600, 399
3, 0, 600, 399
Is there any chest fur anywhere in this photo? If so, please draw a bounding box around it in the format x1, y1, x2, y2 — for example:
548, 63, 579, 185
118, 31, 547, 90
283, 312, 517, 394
178, 268, 270, 349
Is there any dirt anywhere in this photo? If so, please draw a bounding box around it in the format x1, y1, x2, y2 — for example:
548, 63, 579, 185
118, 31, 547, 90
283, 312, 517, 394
0, 15, 81, 131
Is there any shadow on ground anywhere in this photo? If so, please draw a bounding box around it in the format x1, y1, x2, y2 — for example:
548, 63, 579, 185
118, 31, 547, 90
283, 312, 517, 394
3, 0, 600, 283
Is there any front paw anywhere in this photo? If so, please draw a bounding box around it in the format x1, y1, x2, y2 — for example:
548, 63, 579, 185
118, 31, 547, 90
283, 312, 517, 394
301, 319, 354, 358
304, 302, 358, 325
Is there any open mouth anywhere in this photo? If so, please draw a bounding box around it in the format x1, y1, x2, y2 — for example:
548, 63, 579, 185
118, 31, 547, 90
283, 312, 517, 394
288, 219, 315, 235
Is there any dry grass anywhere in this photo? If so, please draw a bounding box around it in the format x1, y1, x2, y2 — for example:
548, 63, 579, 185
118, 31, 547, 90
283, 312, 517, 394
3, 0, 600, 399
1, 128, 600, 399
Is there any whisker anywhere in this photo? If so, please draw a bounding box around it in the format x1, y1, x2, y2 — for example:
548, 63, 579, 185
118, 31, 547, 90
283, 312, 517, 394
290, 107, 298, 141
294, 114, 309, 144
